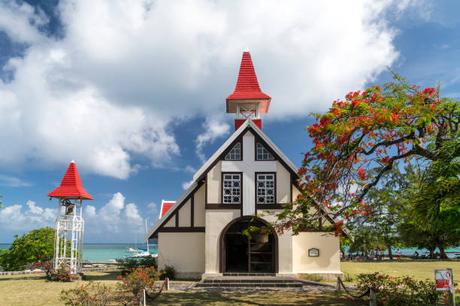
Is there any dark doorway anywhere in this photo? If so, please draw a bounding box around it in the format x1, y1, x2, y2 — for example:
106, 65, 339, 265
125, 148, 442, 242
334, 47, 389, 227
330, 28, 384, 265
221, 217, 277, 273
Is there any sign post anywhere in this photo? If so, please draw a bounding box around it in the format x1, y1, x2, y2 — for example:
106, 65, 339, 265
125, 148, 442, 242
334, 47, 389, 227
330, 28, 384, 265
435, 268, 455, 306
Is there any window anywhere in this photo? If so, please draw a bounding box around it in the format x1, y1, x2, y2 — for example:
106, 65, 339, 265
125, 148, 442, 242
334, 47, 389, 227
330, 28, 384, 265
256, 142, 274, 161
256, 173, 276, 204
224, 142, 242, 161
222, 173, 242, 204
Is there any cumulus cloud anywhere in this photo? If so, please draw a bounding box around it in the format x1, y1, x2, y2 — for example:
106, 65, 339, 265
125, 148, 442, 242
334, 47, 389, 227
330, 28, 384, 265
0, 193, 145, 242
0, 0, 413, 178
0, 200, 55, 233
195, 117, 230, 161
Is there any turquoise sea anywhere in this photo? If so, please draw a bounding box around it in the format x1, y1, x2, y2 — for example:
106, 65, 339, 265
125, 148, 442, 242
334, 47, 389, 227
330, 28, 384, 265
1, 243, 458, 262
0, 243, 158, 263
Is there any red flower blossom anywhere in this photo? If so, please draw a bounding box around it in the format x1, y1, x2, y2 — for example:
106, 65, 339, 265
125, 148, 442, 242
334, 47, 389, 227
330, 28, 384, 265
357, 167, 367, 180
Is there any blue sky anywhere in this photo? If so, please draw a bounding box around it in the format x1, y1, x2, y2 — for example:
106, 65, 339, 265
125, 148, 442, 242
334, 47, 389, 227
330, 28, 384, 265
0, 0, 459, 242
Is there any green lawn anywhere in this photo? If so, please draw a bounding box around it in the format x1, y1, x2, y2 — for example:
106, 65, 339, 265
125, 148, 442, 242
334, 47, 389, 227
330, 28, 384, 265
341, 260, 460, 283
1, 262, 459, 305
0, 272, 361, 306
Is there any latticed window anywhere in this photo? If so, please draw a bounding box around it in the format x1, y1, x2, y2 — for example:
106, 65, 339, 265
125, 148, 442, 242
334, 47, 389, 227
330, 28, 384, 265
222, 173, 242, 204
256, 142, 274, 160
224, 142, 242, 160
256, 173, 275, 204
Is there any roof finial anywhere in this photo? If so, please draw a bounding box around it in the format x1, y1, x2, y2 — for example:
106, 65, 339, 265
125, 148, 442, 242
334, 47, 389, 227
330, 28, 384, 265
243, 47, 250, 53
70, 160, 75, 163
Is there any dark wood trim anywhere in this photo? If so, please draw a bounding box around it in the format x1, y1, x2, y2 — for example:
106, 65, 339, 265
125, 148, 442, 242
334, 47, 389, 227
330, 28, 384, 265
222, 139, 243, 161
255, 204, 287, 210
158, 227, 205, 233
252, 132, 297, 177
254, 172, 277, 215
197, 127, 252, 182
220, 171, 243, 205
219, 216, 278, 274
254, 139, 275, 161
206, 204, 241, 209
149, 181, 204, 239
205, 176, 208, 205
190, 193, 194, 227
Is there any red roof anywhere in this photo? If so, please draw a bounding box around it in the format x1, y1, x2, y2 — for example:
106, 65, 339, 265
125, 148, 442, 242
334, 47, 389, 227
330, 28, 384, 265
160, 200, 175, 218
226, 51, 271, 102
48, 161, 93, 200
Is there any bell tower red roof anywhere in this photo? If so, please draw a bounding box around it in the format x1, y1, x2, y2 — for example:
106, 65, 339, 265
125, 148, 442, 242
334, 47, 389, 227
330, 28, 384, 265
48, 161, 93, 200
226, 51, 271, 102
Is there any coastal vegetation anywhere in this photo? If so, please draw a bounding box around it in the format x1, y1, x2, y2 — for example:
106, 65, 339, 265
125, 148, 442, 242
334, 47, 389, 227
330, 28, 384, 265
0, 227, 54, 271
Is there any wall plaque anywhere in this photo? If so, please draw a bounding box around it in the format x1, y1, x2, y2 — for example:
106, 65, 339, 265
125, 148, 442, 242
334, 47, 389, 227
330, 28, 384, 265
308, 248, 320, 257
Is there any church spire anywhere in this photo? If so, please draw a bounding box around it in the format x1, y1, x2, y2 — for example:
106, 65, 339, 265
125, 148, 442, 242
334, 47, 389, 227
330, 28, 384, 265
226, 51, 271, 130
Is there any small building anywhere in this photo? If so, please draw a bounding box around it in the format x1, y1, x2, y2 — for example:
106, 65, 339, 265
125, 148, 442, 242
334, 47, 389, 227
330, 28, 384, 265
146, 51, 341, 279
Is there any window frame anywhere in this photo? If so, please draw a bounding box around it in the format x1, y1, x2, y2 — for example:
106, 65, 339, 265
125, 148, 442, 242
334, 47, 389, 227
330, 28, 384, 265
255, 172, 277, 205
224, 141, 243, 161
255, 142, 275, 161
221, 172, 243, 205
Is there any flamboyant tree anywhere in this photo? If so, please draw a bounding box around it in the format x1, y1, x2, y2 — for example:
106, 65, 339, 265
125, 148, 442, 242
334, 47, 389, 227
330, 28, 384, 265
276, 75, 460, 233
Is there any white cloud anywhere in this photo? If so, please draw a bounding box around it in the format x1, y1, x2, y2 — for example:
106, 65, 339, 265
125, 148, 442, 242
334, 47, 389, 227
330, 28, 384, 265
83, 193, 145, 241
0, 193, 145, 242
0, 2, 46, 44
0, 200, 55, 233
182, 179, 194, 190
196, 117, 231, 161
0, 0, 411, 177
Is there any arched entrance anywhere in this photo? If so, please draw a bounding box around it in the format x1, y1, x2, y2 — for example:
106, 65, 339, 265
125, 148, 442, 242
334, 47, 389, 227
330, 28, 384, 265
220, 216, 278, 273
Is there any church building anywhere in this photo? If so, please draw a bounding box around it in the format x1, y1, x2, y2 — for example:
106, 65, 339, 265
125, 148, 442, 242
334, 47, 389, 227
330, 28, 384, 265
146, 51, 341, 279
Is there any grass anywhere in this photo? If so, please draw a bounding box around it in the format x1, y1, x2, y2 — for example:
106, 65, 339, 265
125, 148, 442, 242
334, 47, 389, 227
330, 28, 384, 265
0, 271, 119, 306
155, 291, 363, 305
341, 259, 460, 283
1, 261, 459, 305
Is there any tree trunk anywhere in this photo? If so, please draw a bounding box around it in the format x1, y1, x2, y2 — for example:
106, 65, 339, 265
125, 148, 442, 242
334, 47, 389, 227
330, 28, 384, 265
387, 245, 393, 260
429, 247, 434, 259
439, 246, 448, 259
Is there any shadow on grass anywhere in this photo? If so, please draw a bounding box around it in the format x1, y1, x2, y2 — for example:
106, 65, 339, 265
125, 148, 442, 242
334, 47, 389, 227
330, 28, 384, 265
83, 270, 120, 281
0, 274, 47, 281
154, 290, 367, 306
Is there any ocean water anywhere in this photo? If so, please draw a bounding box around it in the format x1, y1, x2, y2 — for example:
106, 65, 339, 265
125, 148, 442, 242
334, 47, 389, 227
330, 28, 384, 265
0, 243, 158, 263
1, 243, 458, 262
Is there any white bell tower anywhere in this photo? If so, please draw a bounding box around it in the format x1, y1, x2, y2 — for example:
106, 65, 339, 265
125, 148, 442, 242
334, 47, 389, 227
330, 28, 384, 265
48, 161, 93, 275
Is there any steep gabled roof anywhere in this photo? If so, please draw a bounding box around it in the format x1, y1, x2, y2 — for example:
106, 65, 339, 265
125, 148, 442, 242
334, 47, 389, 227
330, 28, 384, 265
145, 119, 342, 240
146, 120, 295, 240
193, 119, 297, 181
226, 52, 271, 101
48, 161, 93, 200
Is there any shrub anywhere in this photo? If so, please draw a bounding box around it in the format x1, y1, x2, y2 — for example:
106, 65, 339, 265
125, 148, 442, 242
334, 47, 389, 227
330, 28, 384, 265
60, 282, 114, 306
116, 257, 157, 275
0, 227, 54, 271
32, 260, 53, 278
160, 265, 176, 280
355, 272, 440, 306
119, 266, 160, 303
48, 262, 79, 282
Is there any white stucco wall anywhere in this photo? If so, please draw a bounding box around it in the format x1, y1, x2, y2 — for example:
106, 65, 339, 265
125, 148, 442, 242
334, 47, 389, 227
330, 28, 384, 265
257, 210, 293, 274
204, 209, 240, 274
194, 184, 206, 227
207, 161, 221, 203
157, 232, 205, 276
292, 232, 341, 274
178, 199, 191, 227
